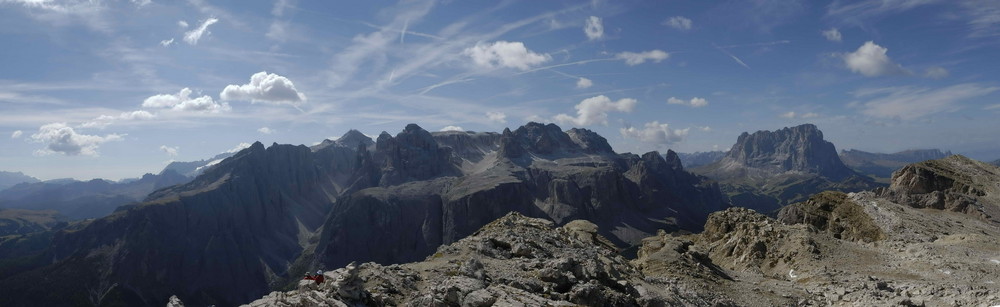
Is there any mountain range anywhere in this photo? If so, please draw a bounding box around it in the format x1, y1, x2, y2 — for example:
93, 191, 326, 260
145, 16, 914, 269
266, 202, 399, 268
0, 172, 39, 191
1, 122, 995, 306
0, 123, 727, 306
0, 170, 190, 220
240, 155, 1000, 306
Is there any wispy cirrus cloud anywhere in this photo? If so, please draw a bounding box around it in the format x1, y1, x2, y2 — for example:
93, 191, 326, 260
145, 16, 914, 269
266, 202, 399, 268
854, 83, 998, 120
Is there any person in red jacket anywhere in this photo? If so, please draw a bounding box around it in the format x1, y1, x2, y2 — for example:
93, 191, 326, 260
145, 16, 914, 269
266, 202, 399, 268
303, 270, 325, 284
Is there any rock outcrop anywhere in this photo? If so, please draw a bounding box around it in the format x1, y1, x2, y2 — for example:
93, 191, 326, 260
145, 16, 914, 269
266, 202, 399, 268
880, 154, 1000, 223
777, 191, 885, 242
246, 212, 727, 306
693, 124, 880, 213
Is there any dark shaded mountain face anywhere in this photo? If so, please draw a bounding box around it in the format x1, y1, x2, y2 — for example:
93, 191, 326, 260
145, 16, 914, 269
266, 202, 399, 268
840, 149, 952, 179
0, 123, 727, 307
676, 151, 726, 168
0, 172, 39, 192
0, 170, 190, 220
692, 124, 880, 213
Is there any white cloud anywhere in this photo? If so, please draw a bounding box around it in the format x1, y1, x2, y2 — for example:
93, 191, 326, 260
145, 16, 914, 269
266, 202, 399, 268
226, 142, 252, 153
664, 16, 692, 30
667, 97, 708, 108
220, 71, 307, 105
463, 41, 552, 71
842, 41, 908, 77
698, 126, 712, 132
486, 111, 507, 124
258, 127, 273, 134
160, 145, 179, 157
178, 20, 189, 28
584, 16, 604, 40
620, 121, 689, 145
11, 130, 22, 139
822, 28, 842, 42
440, 125, 464, 132
81, 110, 156, 129
616, 50, 669, 66
183, 17, 219, 45
856, 83, 998, 120
924, 66, 949, 79
143, 88, 231, 113
130, 0, 151, 7
554, 95, 637, 126
30, 123, 123, 156
159, 38, 174, 47
779, 111, 818, 119
576, 77, 593, 89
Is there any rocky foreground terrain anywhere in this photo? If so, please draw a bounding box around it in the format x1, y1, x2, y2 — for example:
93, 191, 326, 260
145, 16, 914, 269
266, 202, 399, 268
233, 155, 1000, 306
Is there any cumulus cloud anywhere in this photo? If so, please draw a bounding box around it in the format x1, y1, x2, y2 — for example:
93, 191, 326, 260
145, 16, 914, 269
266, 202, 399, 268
584, 16, 604, 40
11, 130, 23, 139
30, 123, 123, 156
822, 28, 842, 42
780, 111, 796, 119
666, 97, 708, 108
463, 41, 551, 70
576, 77, 593, 89
856, 83, 998, 120
664, 16, 692, 30
220, 71, 307, 105
160, 145, 179, 157
178, 20, 189, 28
842, 41, 908, 77
486, 111, 507, 124
924, 66, 949, 79
183, 17, 219, 45
143, 88, 231, 113
258, 127, 273, 134
159, 38, 174, 47
554, 95, 637, 126
616, 50, 669, 66
620, 121, 689, 145
440, 126, 464, 132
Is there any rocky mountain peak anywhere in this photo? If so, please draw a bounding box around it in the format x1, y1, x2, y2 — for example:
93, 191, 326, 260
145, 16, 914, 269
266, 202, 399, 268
511, 122, 581, 155
336, 129, 373, 148
722, 123, 852, 179
566, 128, 613, 154
373, 124, 454, 186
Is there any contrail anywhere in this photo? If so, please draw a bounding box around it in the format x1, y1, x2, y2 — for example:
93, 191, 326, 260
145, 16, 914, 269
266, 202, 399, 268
713, 43, 751, 70
400, 19, 409, 44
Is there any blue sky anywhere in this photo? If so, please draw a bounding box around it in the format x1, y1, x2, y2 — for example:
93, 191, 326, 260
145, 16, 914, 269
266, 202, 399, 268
1, 0, 999, 180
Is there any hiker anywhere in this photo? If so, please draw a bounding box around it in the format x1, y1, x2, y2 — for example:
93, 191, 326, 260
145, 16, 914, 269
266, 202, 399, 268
303, 270, 325, 284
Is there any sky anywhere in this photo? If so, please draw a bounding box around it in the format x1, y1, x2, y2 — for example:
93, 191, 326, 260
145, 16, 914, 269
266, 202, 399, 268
1, 0, 999, 180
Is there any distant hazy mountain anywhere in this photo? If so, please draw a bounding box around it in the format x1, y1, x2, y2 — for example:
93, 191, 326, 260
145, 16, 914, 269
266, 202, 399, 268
675, 151, 726, 168
840, 149, 952, 179
0, 170, 189, 220
991, 159, 1000, 167
693, 124, 880, 213
161, 151, 239, 178
0, 172, 39, 192
0, 123, 728, 306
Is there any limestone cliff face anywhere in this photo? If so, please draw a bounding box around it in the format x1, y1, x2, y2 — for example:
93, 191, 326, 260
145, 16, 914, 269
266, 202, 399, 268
316, 122, 727, 270
715, 124, 853, 179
